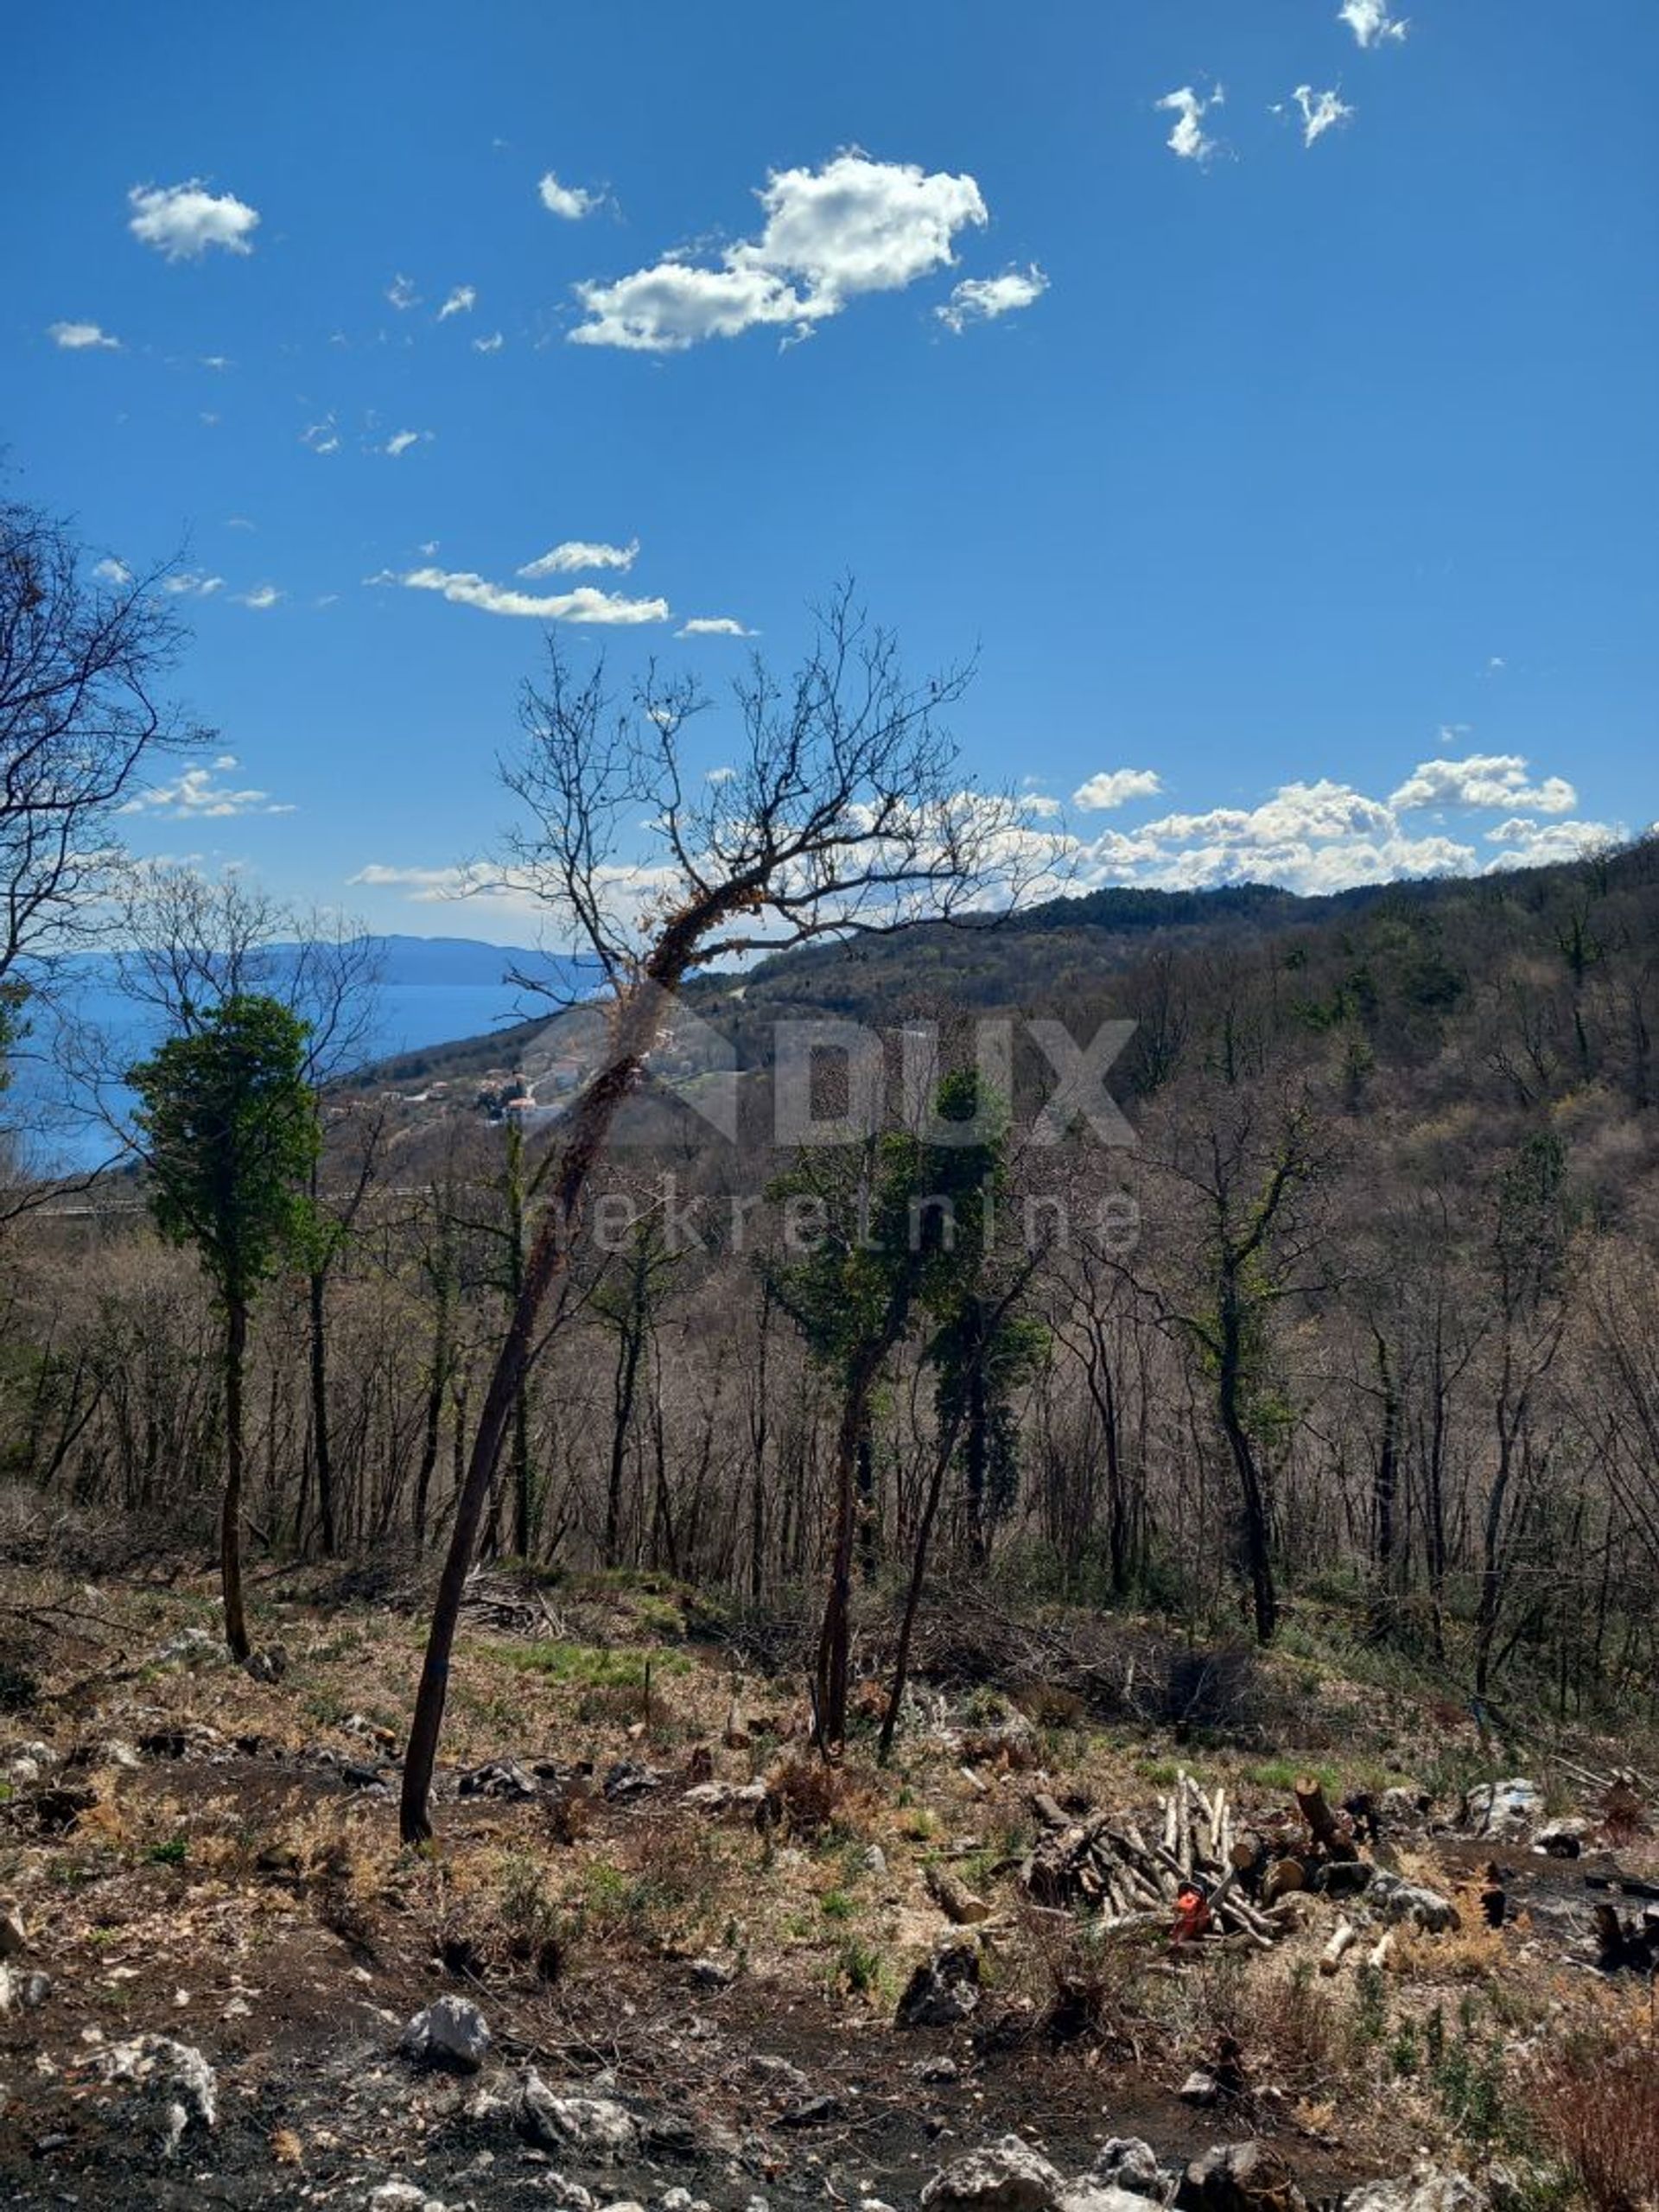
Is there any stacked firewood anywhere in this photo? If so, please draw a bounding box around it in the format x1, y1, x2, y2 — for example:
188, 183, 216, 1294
1022, 1770, 1291, 1948
457, 1568, 563, 1637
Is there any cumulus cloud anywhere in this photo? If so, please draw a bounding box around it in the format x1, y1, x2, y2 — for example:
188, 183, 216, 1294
48, 320, 121, 351
473, 330, 505, 353
1338, 0, 1408, 47
569, 150, 988, 351
378, 565, 670, 625
1484, 817, 1623, 865
1390, 753, 1577, 814
937, 264, 1048, 334
383, 429, 432, 458
162, 571, 224, 599
437, 284, 476, 320
1292, 86, 1354, 145
1072, 768, 1163, 812
92, 557, 132, 586
119, 765, 293, 819
385, 273, 421, 311
128, 180, 259, 260
234, 584, 282, 609
1053, 750, 1608, 899
1157, 85, 1224, 163
677, 616, 756, 638
518, 539, 639, 578
539, 170, 601, 219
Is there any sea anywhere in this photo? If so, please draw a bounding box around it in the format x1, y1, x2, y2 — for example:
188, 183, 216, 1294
4, 944, 580, 1177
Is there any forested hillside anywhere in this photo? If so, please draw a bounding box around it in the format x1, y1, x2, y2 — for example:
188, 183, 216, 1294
9, 837, 1658, 1727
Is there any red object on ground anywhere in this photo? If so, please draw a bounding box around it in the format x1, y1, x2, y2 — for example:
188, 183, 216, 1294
1173, 1885, 1212, 1942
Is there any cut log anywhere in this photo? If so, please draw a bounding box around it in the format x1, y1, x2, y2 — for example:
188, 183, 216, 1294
1263, 1856, 1308, 1904
1319, 1916, 1357, 1975
926, 1865, 990, 1925
1368, 1929, 1395, 1970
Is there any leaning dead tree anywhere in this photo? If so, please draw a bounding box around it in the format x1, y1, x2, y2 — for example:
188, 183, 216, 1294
399, 585, 1045, 1840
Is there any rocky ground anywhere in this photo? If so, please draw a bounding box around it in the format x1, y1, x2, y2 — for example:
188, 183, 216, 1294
2, 1557, 1656, 2212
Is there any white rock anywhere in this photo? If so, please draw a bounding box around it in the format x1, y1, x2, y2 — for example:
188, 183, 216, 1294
514, 2070, 643, 2161
93, 2034, 217, 2156
1093, 2140, 1164, 2196
1058, 2188, 1164, 2212
1462, 1778, 1544, 1839
923, 2135, 1066, 2212
400, 1994, 491, 2072
367, 2186, 429, 2212
1346, 2172, 1488, 2212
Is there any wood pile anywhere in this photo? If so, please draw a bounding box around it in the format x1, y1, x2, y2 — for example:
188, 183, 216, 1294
457, 1568, 563, 1637
1022, 1770, 1291, 1948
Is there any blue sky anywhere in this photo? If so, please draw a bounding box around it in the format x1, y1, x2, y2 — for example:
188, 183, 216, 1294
6, 0, 1655, 943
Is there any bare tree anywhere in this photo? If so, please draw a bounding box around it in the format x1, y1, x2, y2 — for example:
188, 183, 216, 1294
1, 499, 204, 1216
399, 586, 1043, 1840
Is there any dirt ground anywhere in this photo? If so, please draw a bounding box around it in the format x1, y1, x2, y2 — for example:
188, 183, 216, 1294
3, 1560, 1656, 2210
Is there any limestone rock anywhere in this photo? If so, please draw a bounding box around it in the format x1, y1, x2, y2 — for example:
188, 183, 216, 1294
513, 2069, 643, 2161
400, 1994, 491, 2072
1344, 2171, 1488, 2212
93, 2033, 217, 2157
922, 2134, 1066, 2212
1094, 2140, 1166, 2196
1367, 1872, 1460, 1932
897, 1936, 982, 2027
1462, 1778, 1544, 1839
1177, 2142, 1305, 2212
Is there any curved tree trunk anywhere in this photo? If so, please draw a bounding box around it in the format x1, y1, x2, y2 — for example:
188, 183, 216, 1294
399, 938, 706, 1845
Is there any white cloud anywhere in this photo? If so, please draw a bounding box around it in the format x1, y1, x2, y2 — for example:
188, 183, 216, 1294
1052, 750, 1607, 899
234, 584, 282, 609
1338, 0, 1408, 48
1484, 817, 1623, 865
92, 557, 131, 586
383, 429, 432, 458
677, 616, 756, 638
569, 150, 988, 352
119, 765, 292, 820
938, 264, 1048, 334
539, 170, 601, 220
380, 565, 671, 625
473, 330, 505, 353
386, 273, 421, 311
1157, 85, 1224, 163
162, 571, 224, 599
518, 538, 639, 578
347, 857, 682, 934
128, 180, 259, 260
1292, 86, 1354, 146
437, 284, 476, 320
1390, 753, 1577, 814
1072, 768, 1163, 812
213, 753, 239, 769
302, 417, 340, 455
200, 353, 232, 370
48, 320, 121, 351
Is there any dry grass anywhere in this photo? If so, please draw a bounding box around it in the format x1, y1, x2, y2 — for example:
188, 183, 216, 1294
1526, 2024, 1659, 2212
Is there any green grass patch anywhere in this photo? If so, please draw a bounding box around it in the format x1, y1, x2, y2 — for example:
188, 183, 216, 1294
503, 1640, 692, 1688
